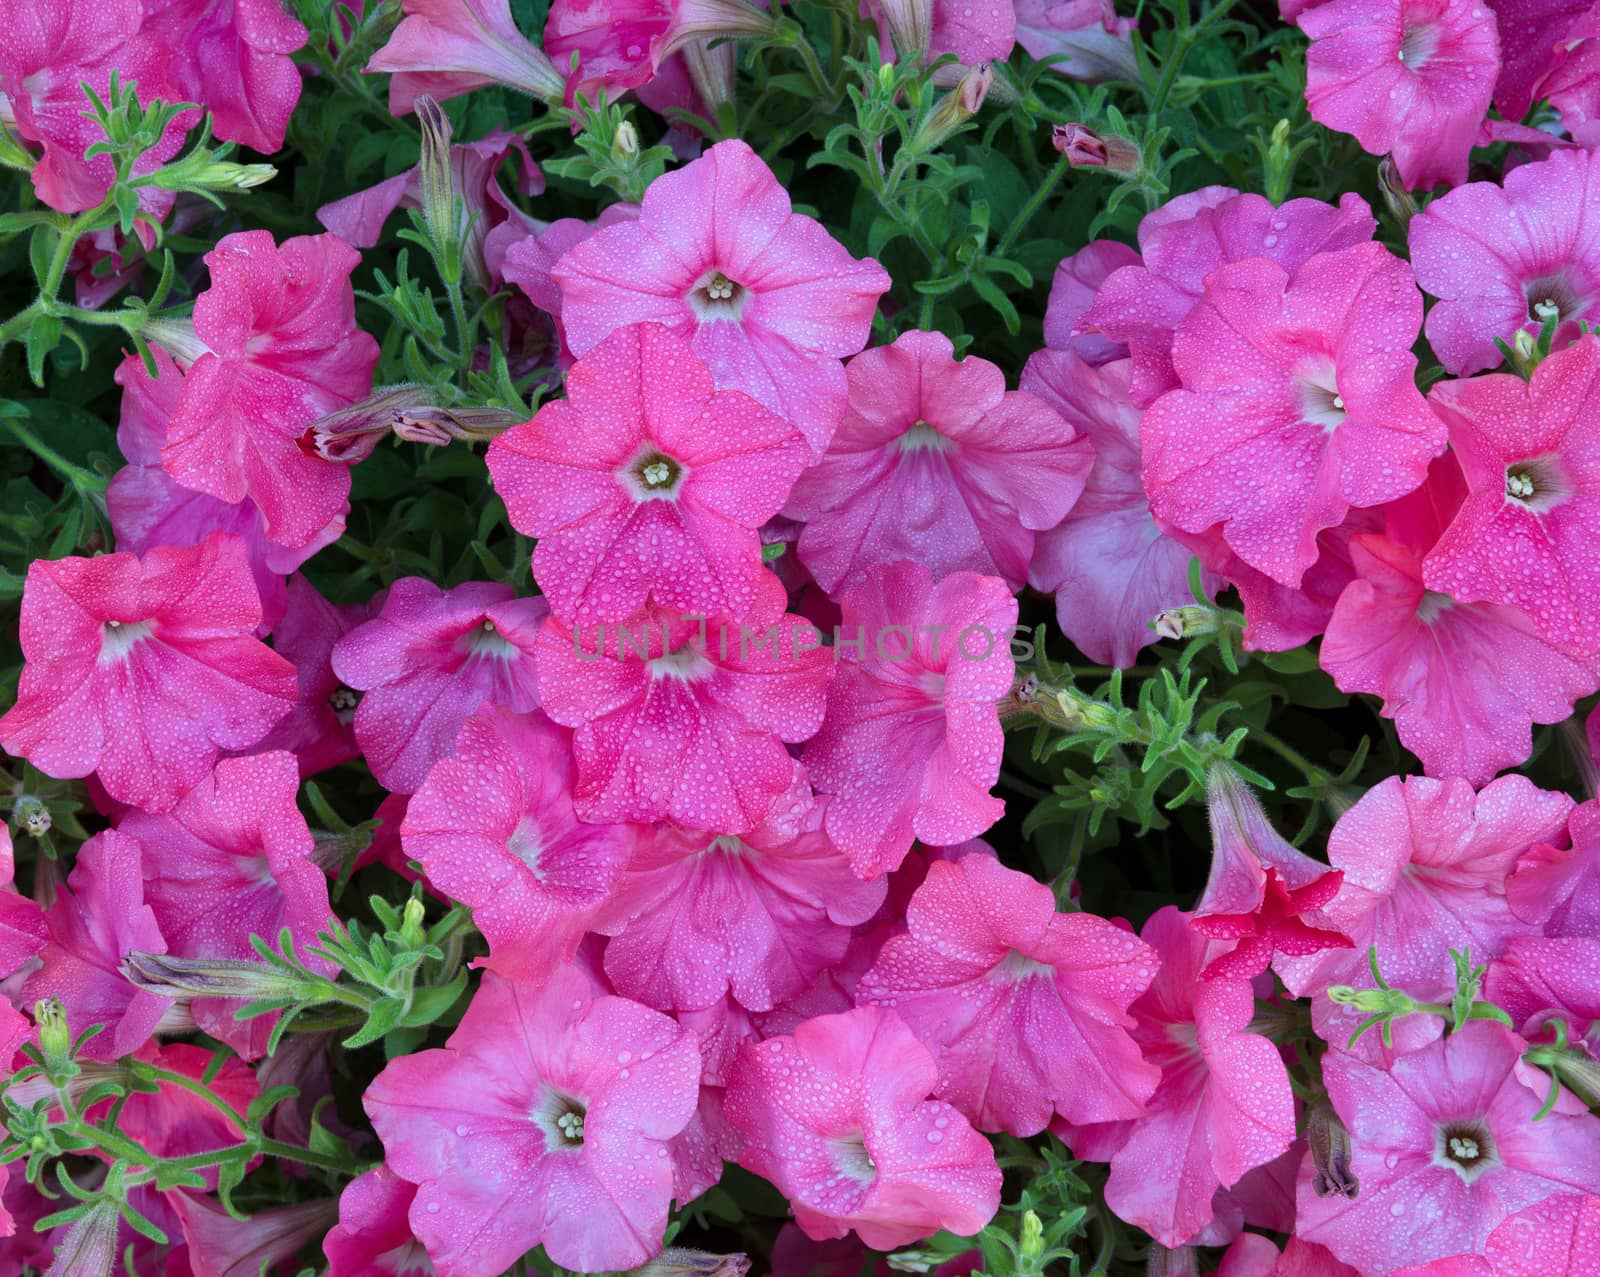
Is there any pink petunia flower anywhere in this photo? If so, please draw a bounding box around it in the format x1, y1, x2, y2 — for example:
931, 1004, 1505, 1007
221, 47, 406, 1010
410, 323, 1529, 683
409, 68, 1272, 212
784, 330, 1092, 596
1505, 797, 1600, 940
724, 1005, 1002, 1248
121, 751, 336, 1059
1084, 187, 1376, 408
402, 705, 643, 980
536, 595, 833, 833
324, 1164, 433, 1277
365, 964, 701, 1275
857, 853, 1160, 1134
804, 561, 1017, 877
553, 140, 892, 456
1191, 767, 1351, 981
364, 0, 566, 112
175, 1193, 340, 1277
249, 574, 369, 777
1422, 335, 1600, 658
1486, 935, 1600, 1051
330, 578, 546, 794
1141, 242, 1447, 588
1022, 350, 1218, 666
1097, 908, 1297, 1247
1298, 1021, 1600, 1273
1015, 0, 1138, 82
1484, 0, 1591, 122
159, 231, 380, 551
0, 824, 46, 984
489, 322, 810, 625
542, 0, 670, 103
1321, 452, 1600, 784
141, 0, 308, 154
0, 532, 297, 813
1274, 774, 1573, 1007
1299, 0, 1499, 190
1042, 239, 1141, 366
497, 202, 641, 363
0, 0, 191, 214
21, 830, 174, 1062
599, 775, 886, 1013
318, 129, 545, 293
1408, 148, 1600, 375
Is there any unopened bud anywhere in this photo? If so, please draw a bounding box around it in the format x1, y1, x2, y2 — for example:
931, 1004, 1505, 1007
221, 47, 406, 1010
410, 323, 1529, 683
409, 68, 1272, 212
34, 998, 74, 1075
1153, 604, 1222, 641
912, 65, 991, 151
613, 120, 641, 161
15, 796, 50, 838
43, 1199, 120, 1277
1262, 118, 1294, 205
123, 951, 309, 1003
1326, 983, 1417, 1017
415, 95, 461, 279
1018, 1210, 1045, 1266
655, 0, 778, 63
1376, 156, 1419, 231
1051, 122, 1141, 174
1525, 1040, 1600, 1109
0, 116, 33, 170
877, 0, 934, 59
1306, 1102, 1360, 1199
631, 1249, 752, 1277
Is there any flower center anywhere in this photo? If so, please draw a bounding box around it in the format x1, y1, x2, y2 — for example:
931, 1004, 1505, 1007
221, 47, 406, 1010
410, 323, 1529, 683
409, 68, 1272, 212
1434, 1120, 1496, 1183
688, 268, 749, 323
1504, 455, 1569, 512
1524, 273, 1586, 326
535, 1090, 589, 1150
1397, 23, 1440, 68
98, 619, 153, 664
327, 685, 360, 718
467, 617, 520, 660
507, 816, 545, 878
622, 449, 686, 501
897, 421, 951, 453
1299, 379, 1347, 431
829, 1132, 877, 1184
648, 643, 714, 683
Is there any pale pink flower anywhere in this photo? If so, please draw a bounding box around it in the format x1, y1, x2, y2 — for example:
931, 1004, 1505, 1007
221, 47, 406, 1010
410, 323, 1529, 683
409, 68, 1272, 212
535, 598, 834, 834
1322, 453, 1600, 783
1423, 335, 1600, 658
324, 1165, 433, 1277
1299, 0, 1500, 190
1141, 242, 1446, 587
1099, 908, 1296, 1247
402, 705, 642, 980
488, 322, 809, 625
804, 562, 1017, 877
1085, 187, 1376, 407
553, 140, 892, 455
21, 830, 173, 1062
857, 853, 1160, 1133
1505, 798, 1600, 939
330, 578, 547, 794
364, 965, 701, 1274
121, 751, 336, 1059
0, 532, 297, 813
724, 1005, 1002, 1248
784, 330, 1092, 596
174, 1193, 339, 1277
1023, 350, 1218, 666
1274, 774, 1573, 1007
1042, 239, 1141, 366
141, 0, 308, 153
160, 231, 380, 551
1015, 0, 1138, 82
364, 0, 566, 112
1298, 1022, 1600, 1273
1409, 148, 1600, 375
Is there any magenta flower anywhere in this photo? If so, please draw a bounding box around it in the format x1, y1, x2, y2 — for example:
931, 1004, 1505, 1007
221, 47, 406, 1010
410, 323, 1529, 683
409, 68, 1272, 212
0, 825, 45, 986
1191, 768, 1351, 981
0, 532, 297, 813
1505, 797, 1599, 940
1098, 908, 1296, 1247
1423, 336, 1600, 658
1299, 1022, 1600, 1273
1299, 0, 1499, 190
1015, 0, 1138, 82
1322, 454, 1600, 784
402, 706, 642, 980
498, 203, 641, 362
121, 751, 335, 1059
489, 322, 809, 625
1409, 149, 1600, 375
1487, 935, 1600, 1049
0, 0, 190, 214
1142, 242, 1447, 588
1085, 187, 1376, 407
599, 777, 886, 1013
174, 1193, 339, 1277
142, 0, 308, 154
1023, 350, 1218, 666
784, 330, 1092, 596
857, 854, 1159, 1134
365, 965, 702, 1275
543, 0, 670, 102
21, 830, 173, 1062
1042, 239, 1140, 366
365, 0, 566, 112
160, 231, 380, 551
804, 562, 1016, 877
536, 600, 833, 833
553, 140, 892, 455
249, 574, 369, 778
324, 1165, 432, 1277
318, 129, 544, 293
1489, 0, 1593, 121
725, 1005, 1002, 1248
330, 578, 546, 793
1274, 774, 1573, 1006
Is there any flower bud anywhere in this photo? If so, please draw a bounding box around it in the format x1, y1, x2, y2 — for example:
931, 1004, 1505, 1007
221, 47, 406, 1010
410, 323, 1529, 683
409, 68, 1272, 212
123, 951, 309, 1003
35, 998, 75, 1077
1306, 1101, 1360, 1198
15, 795, 50, 838
415, 95, 462, 279
0, 116, 33, 170
1376, 156, 1419, 232
45, 1199, 120, 1277
613, 120, 641, 162
912, 65, 992, 151
630, 1249, 752, 1277
654, 0, 778, 64
1051, 122, 1141, 173
1018, 1210, 1045, 1267
876, 0, 934, 59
